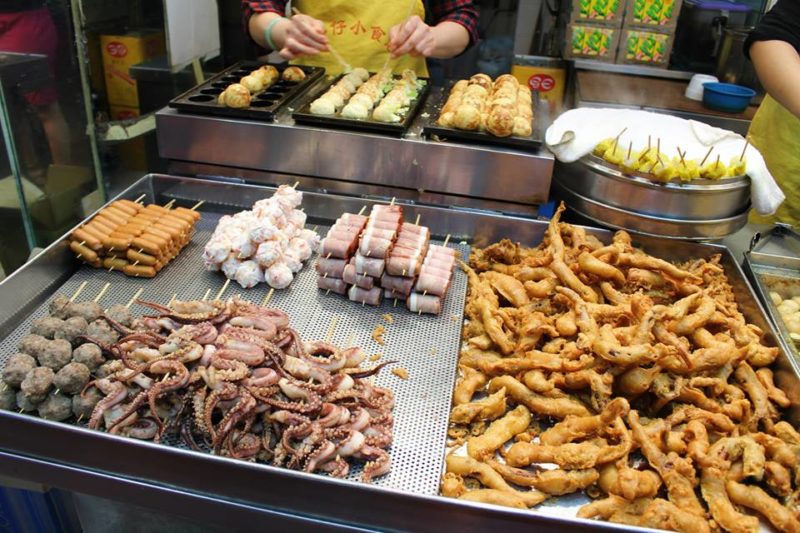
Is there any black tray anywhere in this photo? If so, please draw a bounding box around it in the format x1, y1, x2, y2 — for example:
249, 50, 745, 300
422, 82, 542, 150
292, 73, 430, 135
169, 61, 325, 121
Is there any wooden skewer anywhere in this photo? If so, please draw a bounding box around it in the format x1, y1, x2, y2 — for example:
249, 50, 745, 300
76, 413, 84, 423
714, 154, 720, 169
414, 214, 421, 225
262, 288, 274, 306
656, 138, 661, 156
325, 289, 331, 295
389, 197, 396, 206
323, 272, 328, 278
647, 135, 651, 151
162, 373, 170, 382
168, 293, 177, 306
190, 200, 205, 211
70, 281, 88, 302
134, 194, 146, 204
700, 146, 714, 166
164, 199, 176, 209
325, 315, 339, 343
637, 148, 650, 163
677, 147, 686, 166
362, 300, 366, 307
326, 253, 332, 259
94, 282, 110, 303
55, 388, 61, 395
292, 180, 300, 188
215, 279, 230, 300
740, 138, 750, 161
357, 206, 367, 216
393, 299, 398, 308
107, 264, 115, 273
78, 240, 86, 246
402, 269, 406, 276
202, 288, 211, 301
18, 408, 23, 414
626, 141, 632, 161
443, 234, 451, 247
126, 288, 144, 308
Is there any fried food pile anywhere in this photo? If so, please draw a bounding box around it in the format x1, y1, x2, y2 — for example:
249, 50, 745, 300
442, 203, 800, 533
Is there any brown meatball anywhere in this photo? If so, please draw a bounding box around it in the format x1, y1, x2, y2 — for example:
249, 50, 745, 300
31, 317, 65, 339
54, 316, 88, 345
20, 367, 54, 403
53, 362, 90, 395
86, 319, 119, 346
72, 387, 102, 419
48, 294, 73, 319
37, 391, 72, 421
72, 343, 104, 371
105, 304, 132, 328
0, 387, 16, 410
2, 353, 36, 387
18, 334, 48, 358
68, 301, 103, 322
16, 390, 40, 412
37, 339, 72, 371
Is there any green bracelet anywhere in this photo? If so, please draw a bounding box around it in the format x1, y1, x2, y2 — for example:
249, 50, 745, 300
264, 16, 287, 51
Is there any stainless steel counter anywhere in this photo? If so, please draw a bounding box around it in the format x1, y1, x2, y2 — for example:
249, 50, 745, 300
0, 174, 794, 532
156, 85, 554, 217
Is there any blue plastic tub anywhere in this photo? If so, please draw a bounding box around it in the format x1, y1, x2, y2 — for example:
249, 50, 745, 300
702, 82, 756, 113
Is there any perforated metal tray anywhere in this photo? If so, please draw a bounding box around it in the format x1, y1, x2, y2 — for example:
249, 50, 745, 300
0, 209, 467, 495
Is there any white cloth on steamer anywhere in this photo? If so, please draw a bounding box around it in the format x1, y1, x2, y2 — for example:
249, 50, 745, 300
545, 108, 785, 216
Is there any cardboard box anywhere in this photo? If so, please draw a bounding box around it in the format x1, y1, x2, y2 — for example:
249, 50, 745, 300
564, 23, 621, 62
29, 164, 94, 230
624, 0, 683, 29
512, 56, 568, 113
616, 28, 674, 66
109, 105, 148, 171
570, 0, 625, 27
101, 30, 164, 107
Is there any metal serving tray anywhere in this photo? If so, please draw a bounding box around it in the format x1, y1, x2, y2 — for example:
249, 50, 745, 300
169, 61, 324, 122
0, 175, 795, 532
743, 223, 800, 363
292, 74, 431, 135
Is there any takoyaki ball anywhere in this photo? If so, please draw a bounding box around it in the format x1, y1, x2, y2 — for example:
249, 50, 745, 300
31, 317, 64, 339
240, 74, 265, 93
3, 353, 37, 387
72, 343, 104, 372
68, 301, 103, 323
19, 334, 48, 357
16, 390, 40, 412
38, 392, 72, 421
0, 387, 15, 410
54, 362, 91, 395
86, 320, 119, 346
469, 73, 493, 90
20, 367, 54, 403
221, 84, 251, 108
49, 294, 73, 319
256, 65, 279, 84
54, 316, 88, 345
105, 304, 132, 328
38, 339, 72, 371
73, 387, 102, 419
282, 66, 306, 82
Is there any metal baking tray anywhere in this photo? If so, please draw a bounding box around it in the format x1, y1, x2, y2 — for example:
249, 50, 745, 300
292, 73, 431, 135
169, 61, 325, 122
422, 81, 542, 150
0, 174, 795, 532
743, 223, 800, 362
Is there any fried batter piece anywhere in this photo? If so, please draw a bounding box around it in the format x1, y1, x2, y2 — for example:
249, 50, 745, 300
445, 202, 794, 529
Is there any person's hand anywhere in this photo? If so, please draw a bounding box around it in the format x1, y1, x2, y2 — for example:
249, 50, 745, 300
388, 15, 436, 58
279, 14, 328, 59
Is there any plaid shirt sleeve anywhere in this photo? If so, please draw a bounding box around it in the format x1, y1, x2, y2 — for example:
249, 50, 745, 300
241, 0, 287, 48
428, 0, 479, 45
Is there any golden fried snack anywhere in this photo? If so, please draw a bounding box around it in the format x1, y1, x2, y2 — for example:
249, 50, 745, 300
727, 480, 800, 533
486, 460, 598, 496
505, 426, 631, 470
466, 405, 530, 461
756, 368, 791, 408
598, 460, 662, 499
453, 365, 487, 406
483, 272, 529, 307
441, 472, 467, 497
578, 252, 625, 285
489, 376, 590, 418
539, 398, 629, 446
628, 411, 706, 516
735, 361, 778, 430
450, 387, 507, 424
458, 489, 529, 509
700, 465, 759, 533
